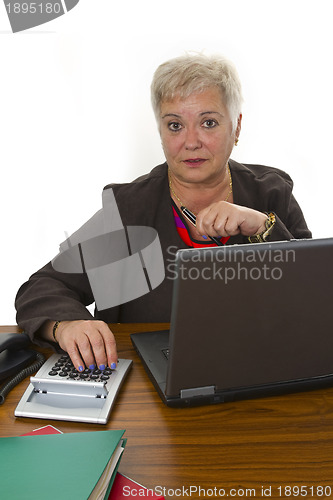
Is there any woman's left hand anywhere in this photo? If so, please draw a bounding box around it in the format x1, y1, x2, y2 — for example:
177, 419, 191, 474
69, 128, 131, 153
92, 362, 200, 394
196, 201, 268, 238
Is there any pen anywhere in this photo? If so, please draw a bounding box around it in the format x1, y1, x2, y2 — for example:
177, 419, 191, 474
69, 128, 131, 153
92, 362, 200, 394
180, 206, 223, 246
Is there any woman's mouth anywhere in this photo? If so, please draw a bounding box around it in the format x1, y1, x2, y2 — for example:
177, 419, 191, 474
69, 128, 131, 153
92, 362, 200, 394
183, 158, 207, 167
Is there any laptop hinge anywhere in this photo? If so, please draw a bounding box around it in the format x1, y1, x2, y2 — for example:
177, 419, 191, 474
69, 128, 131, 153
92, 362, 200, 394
180, 385, 215, 399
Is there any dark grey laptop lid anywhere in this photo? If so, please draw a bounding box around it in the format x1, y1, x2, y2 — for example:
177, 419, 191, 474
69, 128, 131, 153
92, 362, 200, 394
165, 238, 333, 398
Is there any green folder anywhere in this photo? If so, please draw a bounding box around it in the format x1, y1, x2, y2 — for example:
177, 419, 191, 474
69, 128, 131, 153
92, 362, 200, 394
0, 429, 126, 500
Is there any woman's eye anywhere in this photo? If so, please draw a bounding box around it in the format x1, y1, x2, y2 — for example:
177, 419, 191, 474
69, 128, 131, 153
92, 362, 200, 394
168, 122, 182, 132
202, 119, 218, 128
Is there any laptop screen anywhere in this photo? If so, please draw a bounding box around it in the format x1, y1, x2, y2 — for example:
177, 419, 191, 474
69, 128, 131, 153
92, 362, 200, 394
165, 238, 333, 398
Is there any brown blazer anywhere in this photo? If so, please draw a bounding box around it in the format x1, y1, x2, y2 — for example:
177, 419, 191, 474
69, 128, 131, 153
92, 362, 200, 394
15, 160, 311, 341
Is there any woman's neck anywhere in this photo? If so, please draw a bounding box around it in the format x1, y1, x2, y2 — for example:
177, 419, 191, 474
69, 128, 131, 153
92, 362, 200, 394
168, 165, 233, 214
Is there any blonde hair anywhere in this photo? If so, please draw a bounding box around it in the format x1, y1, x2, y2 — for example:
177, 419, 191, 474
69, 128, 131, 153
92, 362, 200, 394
151, 53, 243, 131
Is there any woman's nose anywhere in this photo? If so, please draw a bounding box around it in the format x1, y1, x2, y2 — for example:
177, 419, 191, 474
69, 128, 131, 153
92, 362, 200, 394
184, 127, 202, 150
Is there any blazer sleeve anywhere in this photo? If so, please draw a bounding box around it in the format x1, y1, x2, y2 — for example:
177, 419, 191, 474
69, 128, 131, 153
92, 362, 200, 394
233, 163, 312, 242
15, 262, 95, 345
15, 195, 124, 342
14, 205, 109, 343
266, 176, 312, 242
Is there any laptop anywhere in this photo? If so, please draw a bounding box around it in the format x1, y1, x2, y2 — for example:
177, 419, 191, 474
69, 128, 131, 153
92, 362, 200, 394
131, 237, 333, 407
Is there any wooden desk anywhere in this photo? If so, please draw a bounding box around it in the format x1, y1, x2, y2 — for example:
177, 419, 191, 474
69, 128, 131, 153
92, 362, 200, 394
1, 324, 333, 499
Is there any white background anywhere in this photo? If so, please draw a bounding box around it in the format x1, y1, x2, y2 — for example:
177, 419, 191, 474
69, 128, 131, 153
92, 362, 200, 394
1, 0, 332, 324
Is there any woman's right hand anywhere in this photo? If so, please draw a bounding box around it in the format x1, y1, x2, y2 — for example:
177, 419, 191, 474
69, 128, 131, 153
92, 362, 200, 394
41, 319, 118, 372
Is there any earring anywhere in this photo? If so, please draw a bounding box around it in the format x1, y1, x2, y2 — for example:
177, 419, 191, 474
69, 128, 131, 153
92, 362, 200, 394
235, 138, 239, 146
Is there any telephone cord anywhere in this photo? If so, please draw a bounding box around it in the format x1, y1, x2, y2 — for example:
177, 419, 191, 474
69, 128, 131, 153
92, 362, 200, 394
0, 351, 45, 405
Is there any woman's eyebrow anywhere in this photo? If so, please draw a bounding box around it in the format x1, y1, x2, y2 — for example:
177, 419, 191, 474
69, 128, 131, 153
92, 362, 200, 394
199, 111, 224, 117
161, 111, 224, 120
161, 113, 181, 119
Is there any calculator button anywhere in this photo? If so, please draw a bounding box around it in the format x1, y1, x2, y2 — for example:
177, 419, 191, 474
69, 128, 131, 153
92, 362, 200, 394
101, 374, 110, 381
48, 370, 58, 376
59, 372, 68, 377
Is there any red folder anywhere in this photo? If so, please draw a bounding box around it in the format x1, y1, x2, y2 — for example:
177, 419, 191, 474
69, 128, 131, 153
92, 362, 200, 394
21, 425, 63, 436
108, 472, 165, 499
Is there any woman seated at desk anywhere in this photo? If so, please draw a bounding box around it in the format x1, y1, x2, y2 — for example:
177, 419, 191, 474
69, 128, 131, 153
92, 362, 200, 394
15, 53, 311, 373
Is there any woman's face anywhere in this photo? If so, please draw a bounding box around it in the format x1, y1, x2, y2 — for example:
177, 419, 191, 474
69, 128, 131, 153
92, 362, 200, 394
160, 87, 241, 186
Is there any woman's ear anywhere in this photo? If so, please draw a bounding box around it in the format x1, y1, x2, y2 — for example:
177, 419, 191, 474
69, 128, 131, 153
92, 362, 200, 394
236, 113, 242, 139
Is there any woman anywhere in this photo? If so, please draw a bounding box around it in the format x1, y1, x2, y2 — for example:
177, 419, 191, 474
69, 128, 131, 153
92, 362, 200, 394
15, 54, 311, 373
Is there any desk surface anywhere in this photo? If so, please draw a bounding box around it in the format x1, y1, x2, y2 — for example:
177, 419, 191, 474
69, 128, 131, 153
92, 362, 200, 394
1, 324, 333, 499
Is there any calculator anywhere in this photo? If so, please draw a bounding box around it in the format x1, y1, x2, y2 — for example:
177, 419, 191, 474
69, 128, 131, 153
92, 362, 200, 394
15, 353, 132, 424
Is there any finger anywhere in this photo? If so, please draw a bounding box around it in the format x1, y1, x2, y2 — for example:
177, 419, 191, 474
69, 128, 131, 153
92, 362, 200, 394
73, 321, 107, 370
55, 321, 92, 372
222, 216, 242, 236
204, 214, 228, 237
196, 209, 219, 236
81, 321, 117, 370
65, 335, 90, 373
97, 324, 118, 369
80, 333, 107, 371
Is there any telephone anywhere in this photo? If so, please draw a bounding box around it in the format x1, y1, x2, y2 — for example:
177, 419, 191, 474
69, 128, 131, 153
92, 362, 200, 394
0, 333, 45, 404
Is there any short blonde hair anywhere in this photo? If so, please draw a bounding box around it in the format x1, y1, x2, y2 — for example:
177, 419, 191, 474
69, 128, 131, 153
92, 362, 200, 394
151, 53, 243, 131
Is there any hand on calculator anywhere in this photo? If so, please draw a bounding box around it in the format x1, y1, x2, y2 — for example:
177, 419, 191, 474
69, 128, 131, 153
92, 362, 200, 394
40, 320, 118, 372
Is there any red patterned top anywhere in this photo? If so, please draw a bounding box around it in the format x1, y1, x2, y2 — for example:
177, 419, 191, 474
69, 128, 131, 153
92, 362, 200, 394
172, 202, 230, 248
